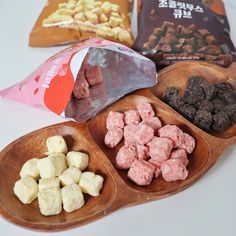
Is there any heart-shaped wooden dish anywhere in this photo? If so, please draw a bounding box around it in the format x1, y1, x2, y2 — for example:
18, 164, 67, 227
0, 61, 235, 232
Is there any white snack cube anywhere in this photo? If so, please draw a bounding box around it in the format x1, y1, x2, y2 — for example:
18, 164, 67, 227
13, 176, 38, 204
61, 184, 84, 212
19, 158, 40, 180
66, 151, 89, 171
59, 167, 82, 186
38, 177, 60, 192
37, 153, 67, 179
38, 187, 62, 216
46, 135, 67, 154
79, 172, 104, 197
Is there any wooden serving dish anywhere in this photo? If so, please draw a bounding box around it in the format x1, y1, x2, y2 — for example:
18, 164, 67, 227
0, 61, 235, 231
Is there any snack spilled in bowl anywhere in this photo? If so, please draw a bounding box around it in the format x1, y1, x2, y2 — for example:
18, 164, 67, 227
13, 135, 104, 216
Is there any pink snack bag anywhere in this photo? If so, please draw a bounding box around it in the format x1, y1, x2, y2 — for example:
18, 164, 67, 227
0, 38, 157, 122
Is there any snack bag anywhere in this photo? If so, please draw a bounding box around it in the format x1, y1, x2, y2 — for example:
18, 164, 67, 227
133, 0, 236, 68
0, 38, 156, 122
29, 0, 133, 47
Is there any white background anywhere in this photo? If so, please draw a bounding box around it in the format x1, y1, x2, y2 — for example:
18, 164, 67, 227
0, 0, 236, 235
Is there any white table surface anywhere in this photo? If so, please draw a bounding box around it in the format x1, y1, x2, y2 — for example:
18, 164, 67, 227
1, 1, 236, 235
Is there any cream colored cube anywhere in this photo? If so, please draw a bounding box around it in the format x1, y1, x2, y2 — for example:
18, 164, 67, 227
85, 11, 98, 23
118, 29, 132, 43
46, 135, 67, 154
61, 184, 84, 212
59, 167, 82, 186
99, 13, 108, 23
38, 177, 60, 192
79, 172, 104, 197
111, 3, 120, 12
101, 1, 112, 13
37, 153, 66, 179
20, 158, 40, 180
96, 25, 113, 37
74, 12, 86, 21
108, 16, 122, 27
13, 176, 38, 204
66, 151, 89, 171
38, 187, 62, 216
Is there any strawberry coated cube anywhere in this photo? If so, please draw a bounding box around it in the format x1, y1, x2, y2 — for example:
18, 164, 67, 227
141, 116, 162, 133
179, 133, 195, 154
147, 137, 173, 162
148, 159, 161, 178
104, 127, 123, 148
128, 160, 155, 186
137, 102, 155, 120
106, 111, 124, 130
161, 159, 188, 182
124, 110, 141, 125
85, 66, 103, 86
135, 123, 154, 145
115, 146, 137, 169
135, 143, 149, 160
158, 125, 184, 148
73, 72, 90, 99
124, 124, 138, 147
170, 149, 189, 166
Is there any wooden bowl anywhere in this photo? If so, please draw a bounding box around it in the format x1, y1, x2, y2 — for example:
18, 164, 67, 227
151, 61, 236, 139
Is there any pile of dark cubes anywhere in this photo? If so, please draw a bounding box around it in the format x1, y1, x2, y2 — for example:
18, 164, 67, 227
163, 76, 236, 132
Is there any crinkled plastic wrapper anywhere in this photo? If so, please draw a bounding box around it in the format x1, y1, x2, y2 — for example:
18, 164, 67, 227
133, 0, 236, 68
29, 0, 133, 47
0, 38, 157, 122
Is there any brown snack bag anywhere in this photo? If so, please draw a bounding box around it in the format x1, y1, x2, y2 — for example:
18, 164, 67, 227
29, 0, 133, 47
133, 0, 236, 68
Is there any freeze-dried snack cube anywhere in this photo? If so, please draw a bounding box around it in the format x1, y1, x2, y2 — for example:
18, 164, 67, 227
161, 159, 188, 182
85, 66, 103, 86
115, 145, 137, 169
59, 167, 82, 186
46, 135, 67, 154
168, 94, 185, 110
101, 1, 112, 13
212, 112, 231, 132
79, 172, 104, 197
141, 116, 162, 132
124, 124, 138, 147
66, 151, 89, 171
61, 184, 84, 212
158, 125, 184, 148
178, 104, 196, 121
163, 87, 179, 102
38, 177, 60, 192
104, 127, 123, 148
179, 133, 196, 154
184, 87, 204, 105
222, 104, 236, 123
37, 153, 66, 179
148, 159, 161, 178
38, 187, 62, 216
170, 149, 189, 166
135, 123, 154, 145
99, 13, 108, 23
124, 110, 141, 125
128, 160, 155, 186
135, 143, 149, 160
195, 100, 214, 113
194, 110, 212, 130
106, 111, 124, 130
212, 98, 225, 114
147, 137, 173, 162
137, 102, 155, 120
73, 72, 90, 99
14, 176, 38, 204
108, 16, 122, 27
84, 11, 98, 23
20, 158, 39, 180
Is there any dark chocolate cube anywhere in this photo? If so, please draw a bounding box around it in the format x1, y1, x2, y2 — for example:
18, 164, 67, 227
194, 110, 213, 130
212, 112, 231, 131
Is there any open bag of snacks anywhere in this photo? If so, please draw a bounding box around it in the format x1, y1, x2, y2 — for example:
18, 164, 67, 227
0, 38, 156, 122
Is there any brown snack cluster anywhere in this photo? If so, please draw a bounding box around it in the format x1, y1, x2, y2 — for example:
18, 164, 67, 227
143, 21, 232, 67
163, 76, 236, 132
42, 0, 133, 45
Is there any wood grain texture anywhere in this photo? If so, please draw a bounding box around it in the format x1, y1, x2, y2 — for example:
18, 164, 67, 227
0, 61, 235, 232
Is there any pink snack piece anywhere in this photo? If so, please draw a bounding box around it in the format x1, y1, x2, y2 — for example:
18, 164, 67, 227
141, 116, 162, 133
135, 143, 149, 160
148, 159, 161, 178
135, 123, 154, 145
124, 110, 141, 125
128, 159, 155, 186
137, 102, 155, 120
179, 133, 196, 154
73, 72, 90, 99
170, 149, 189, 166
115, 146, 137, 169
161, 159, 188, 182
104, 127, 123, 148
85, 65, 103, 86
158, 125, 184, 148
106, 111, 124, 130
147, 137, 173, 162
124, 124, 138, 147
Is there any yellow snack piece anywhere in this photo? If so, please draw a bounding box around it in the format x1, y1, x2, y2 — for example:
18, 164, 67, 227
99, 13, 109, 23
85, 11, 98, 23
108, 16, 123, 27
